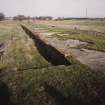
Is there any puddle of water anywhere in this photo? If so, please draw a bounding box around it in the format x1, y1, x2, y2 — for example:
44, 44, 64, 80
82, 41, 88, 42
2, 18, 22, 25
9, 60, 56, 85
40, 32, 60, 37
33, 29, 49, 33
40, 32, 55, 36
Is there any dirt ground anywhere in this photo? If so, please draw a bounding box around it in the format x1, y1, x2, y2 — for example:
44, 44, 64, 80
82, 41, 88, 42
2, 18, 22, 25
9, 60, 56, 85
31, 20, 105, 71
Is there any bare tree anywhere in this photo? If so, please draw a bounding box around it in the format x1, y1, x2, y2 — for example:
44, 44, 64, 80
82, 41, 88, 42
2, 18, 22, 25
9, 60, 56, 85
0, 13, 5, 21
13, 15, 26, 21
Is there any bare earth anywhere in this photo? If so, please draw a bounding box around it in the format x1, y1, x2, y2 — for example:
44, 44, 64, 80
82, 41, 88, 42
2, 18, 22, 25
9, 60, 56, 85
69, 49, 105, 71
37, 31, 105, 71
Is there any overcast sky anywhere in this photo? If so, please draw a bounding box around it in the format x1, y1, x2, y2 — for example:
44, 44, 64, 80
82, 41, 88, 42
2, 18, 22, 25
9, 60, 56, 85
0, 0, 105, 17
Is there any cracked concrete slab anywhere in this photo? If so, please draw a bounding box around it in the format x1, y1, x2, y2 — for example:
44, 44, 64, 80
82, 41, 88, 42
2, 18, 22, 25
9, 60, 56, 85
39, 32, 105, 70
69, 49, 105, 70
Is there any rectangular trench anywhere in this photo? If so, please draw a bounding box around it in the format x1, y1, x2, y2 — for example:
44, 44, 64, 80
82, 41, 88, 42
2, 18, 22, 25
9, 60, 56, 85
21, 25, 71, 66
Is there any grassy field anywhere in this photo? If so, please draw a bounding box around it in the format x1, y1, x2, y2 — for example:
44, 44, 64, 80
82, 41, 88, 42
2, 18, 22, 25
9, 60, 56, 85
26, 20, 105, 51
1, 64, 105, 105
0, 20, 105, 105
34, 20, 105, 33
0, 20, 50, 70
47, 28, 105, 51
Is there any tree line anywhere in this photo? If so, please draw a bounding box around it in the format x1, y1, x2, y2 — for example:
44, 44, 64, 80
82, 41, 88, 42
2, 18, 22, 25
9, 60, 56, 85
0, 13, 5, 21
13, 15, 53, 21
1, 12, 105, 21
0, 13, 53, 21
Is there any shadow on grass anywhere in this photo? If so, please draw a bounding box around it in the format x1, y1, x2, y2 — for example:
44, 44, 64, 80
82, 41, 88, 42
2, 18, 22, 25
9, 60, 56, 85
43, 82, 66, 105
0, 81, 13, 105
43, 82, 98, 105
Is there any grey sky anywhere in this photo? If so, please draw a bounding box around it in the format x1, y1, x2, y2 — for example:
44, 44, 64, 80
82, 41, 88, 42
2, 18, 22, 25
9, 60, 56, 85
0, 0, 105, 17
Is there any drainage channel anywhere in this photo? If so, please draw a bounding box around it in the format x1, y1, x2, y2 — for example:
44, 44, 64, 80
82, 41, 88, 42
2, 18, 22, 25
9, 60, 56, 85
21, 25, 71, 66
